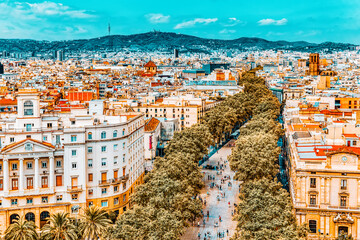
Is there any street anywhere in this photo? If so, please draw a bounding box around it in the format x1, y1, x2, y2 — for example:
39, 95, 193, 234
181, 145, 239, 240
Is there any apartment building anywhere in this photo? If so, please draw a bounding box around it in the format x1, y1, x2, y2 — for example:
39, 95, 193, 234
0, 89, 145, 232
134, 95, 206, 130
284, 103, 360, 239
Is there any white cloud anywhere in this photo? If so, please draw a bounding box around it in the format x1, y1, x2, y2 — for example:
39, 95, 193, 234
220, 29, 236, 34
224, 17, 243, 27
146, 13, 170, 23
0, 1, 95, 40
258, 18, 288, 26
174, 18, 218, 29
27, 1, 94, 18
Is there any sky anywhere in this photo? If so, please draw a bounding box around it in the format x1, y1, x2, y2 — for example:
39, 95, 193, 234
0, 0, 359, 43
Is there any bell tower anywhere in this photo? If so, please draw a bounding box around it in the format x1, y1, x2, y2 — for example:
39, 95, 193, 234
309, 53, 320, 76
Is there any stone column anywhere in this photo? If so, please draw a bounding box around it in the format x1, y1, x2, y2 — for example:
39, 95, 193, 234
19, 158, 24, 192
296, 177, 301, 203
301, 176, 306, 203
34, 157, 39, 189
49, 156, 54, 189
357, 180, 360, 207
321, 177, 325, 204
3, 158, 9, 192
325, 177, 330, 204
320, 215, 325, 234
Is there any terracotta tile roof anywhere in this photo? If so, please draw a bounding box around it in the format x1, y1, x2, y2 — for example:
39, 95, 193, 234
144, 61, 157, 68
144, 117, 160, 132
0, 99, 17, 106
1, 138, 55, 153
343, 134, 359, 139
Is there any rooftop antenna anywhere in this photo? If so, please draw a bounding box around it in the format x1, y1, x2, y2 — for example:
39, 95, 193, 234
108, 22, 111, 36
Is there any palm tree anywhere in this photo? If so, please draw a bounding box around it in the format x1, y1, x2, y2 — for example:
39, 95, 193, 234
40, 212, 78, 240
4, 216, 38, 240
79, 206, 112, 239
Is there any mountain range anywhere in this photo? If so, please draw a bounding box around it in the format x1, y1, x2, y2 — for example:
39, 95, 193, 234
0, 31, 356, 53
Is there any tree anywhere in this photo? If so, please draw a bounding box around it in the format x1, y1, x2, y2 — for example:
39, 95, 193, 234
107, 206, 183, 240
4, 216, 38, 240
229, 133, 280, 182
40, 212, 78, 240
233, 178, 303, 240
79, 206, 112, 240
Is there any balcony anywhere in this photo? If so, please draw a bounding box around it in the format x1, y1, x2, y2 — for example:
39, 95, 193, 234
99, 180, 111, 187
67, 185, 82, 193
122, 174, 129, 182
112, 174, 129, 184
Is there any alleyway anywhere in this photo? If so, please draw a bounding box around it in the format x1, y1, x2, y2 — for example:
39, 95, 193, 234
181, 145, 239, 240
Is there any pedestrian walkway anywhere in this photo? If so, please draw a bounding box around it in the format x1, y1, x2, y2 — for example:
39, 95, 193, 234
181, 146, 239, 240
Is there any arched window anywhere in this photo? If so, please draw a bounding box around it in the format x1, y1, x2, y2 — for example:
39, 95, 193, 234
40, 211, 50, 228
88, 132, 92, 140
122, 129, 125, 136
10, 214, 19, 224
25, 212, 35, 222
24, 101, 34, 116
113, 130, 118, 138
101, 131, 106, 139
309, 220, 317, 233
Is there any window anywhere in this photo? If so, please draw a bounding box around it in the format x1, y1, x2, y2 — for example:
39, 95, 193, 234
56, 176, 62, 187
26, 198, 33, 204
88, 159, 93, 168
47, 123, 52, 128
114, 144, 118, 151
56, 160, 61, 167
27, 177, 33, 189
89, 201, 93, 206
122, 129, 125, 135
101, 158, 107, 166
310, 195, 316, 205
340, 196, 347, 207
72, 194, 78, 201
24, 100, 34, 116
26, 124, 32, 132
101, 131, 106, 139
123, 194, 127, 202
341, 179, 347, 190
71, 150, 77, 156
310, 178, 316, 188
309, 220, 317, 233
114, 156, 118, 165
102, 188, 107, 194
11, 199, 18, 205
42, 161, 47, 168
0, 179, 3, 190
11, 178, 18, 190
101, 146, 107, 152
56, 195, 63, 201
113, 130, 118, 138
101, 200, 108, 207
42, 197, 48, 203
27, 162, 33, 169
88, 173, 93, 182
72, 162, 77, 169
71, 135, 77, 142
10, 137, 14, 143
123, 154, 126, 163
88, 189, 93, 196
41, 177, 48, 188
114, 197, 119, 205
123, 142, 125, 149
12, 163, 17, 170
88, 147, 93, 153
88, 132, 92, 140
353, 140, 357, 146
43, 136, 47, 141
71, 121, 75, 125
114, 186, 118, 192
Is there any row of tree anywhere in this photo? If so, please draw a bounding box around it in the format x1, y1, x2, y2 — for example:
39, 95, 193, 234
4, 206, 112, 240
228, 72, 307, 240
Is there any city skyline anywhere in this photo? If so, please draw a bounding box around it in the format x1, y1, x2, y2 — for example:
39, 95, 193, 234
1, 0, 359, 44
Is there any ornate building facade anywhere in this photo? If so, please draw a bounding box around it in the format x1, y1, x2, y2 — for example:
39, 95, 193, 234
0, 89, 145, 232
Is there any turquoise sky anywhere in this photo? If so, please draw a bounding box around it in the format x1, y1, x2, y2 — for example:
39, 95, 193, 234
0, 0, 359, 43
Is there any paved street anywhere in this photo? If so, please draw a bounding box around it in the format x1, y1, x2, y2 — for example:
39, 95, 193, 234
181, 144, 239, 240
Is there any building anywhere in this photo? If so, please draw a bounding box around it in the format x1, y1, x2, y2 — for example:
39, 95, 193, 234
0, 89, 145, 232
309, 53, 320, 76
143, 117, 161, 171
0, 63, 4, 75
174, 49, 179, 59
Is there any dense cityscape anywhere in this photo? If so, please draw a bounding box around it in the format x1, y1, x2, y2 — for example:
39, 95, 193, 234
3, 0, 360, 239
